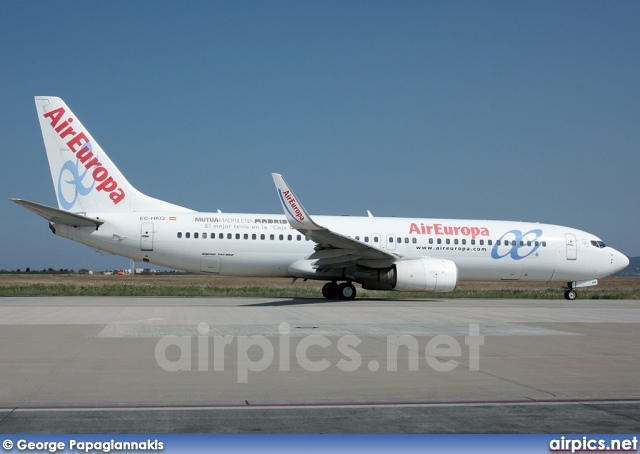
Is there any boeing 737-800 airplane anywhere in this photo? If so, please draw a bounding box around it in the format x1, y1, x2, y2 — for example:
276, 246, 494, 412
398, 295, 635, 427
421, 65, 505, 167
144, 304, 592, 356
13, 97, 629, 300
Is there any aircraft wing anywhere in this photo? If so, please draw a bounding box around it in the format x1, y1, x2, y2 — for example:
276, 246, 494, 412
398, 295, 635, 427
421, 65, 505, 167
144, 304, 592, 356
271, 174, 398, 267
12, 198, 104, 227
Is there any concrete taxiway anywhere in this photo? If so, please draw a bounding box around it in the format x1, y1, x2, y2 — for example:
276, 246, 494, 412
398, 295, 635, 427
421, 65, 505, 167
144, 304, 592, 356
0, 296, 639, 433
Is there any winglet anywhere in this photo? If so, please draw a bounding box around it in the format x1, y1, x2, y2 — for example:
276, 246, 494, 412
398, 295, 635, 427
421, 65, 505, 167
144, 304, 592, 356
271, 173, 322, 231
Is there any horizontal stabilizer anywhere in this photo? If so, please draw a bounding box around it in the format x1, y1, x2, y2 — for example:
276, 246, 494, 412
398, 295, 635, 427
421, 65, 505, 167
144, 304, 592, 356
12, 198, 104, 227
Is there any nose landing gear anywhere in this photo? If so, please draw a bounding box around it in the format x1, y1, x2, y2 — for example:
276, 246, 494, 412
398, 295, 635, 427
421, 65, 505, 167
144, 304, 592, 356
563, 279, 598, 300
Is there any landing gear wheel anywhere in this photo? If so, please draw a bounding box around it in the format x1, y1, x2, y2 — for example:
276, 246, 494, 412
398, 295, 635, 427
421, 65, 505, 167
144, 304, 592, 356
322, 282, 339, 299
338, 283, 356, 300
564, 289, 577, 300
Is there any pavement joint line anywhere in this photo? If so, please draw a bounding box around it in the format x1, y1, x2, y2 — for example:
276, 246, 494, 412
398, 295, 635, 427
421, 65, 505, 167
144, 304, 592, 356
2, 399, 640, 412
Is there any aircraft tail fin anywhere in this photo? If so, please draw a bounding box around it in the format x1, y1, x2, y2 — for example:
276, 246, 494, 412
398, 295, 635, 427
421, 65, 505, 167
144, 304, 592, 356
34, 97, 192, 213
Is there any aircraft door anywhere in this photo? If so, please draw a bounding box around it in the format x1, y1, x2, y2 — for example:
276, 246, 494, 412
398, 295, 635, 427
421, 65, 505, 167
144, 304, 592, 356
501, 265, 523, 280
141, 222, 154, 251
386, 234, 396, 251
565, 233, 577, 260
201, 256, 221, 273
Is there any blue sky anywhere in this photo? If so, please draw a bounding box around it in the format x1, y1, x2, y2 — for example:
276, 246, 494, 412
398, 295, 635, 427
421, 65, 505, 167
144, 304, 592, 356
1, 1, 639, 271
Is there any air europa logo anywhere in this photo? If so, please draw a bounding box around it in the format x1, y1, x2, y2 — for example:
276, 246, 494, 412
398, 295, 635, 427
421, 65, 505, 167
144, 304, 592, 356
57, 158, 95, 210
491, 229, 543, 260
409, 223, 490, 239
44, 107, 125, 206
279, 190, 305, 222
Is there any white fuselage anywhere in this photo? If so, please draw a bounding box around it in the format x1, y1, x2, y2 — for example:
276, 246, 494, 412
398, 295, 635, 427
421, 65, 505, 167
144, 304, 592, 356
53, 211, 627, 283
22, 96, 630, 300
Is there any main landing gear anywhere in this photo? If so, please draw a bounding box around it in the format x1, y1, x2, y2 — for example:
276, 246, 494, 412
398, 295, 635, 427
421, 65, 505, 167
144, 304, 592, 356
322, 281, 356, 300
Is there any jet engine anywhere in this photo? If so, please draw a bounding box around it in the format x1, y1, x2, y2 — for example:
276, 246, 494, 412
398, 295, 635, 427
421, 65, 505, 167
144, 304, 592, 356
377, 258, 458, 292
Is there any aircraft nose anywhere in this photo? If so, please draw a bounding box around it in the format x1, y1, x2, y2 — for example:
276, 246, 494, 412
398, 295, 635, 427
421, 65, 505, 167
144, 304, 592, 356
614, 250, 630, 272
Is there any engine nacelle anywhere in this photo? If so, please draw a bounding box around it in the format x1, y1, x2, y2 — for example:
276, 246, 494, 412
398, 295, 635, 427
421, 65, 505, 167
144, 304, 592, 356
382, 258, 458, 292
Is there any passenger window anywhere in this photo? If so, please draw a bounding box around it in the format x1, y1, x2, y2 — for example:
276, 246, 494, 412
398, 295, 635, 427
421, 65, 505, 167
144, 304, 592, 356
471, 239, 475, 245
412, 238, 417, 244
364, 236, 369, 242
462, 239, 466, 245
542, 241, 547, 247
527, 241, 531, 246
446, 239, 450, 245
429, 238, 433, 244
243, 234, 248, 240
287, 235, 292, 241
374, 237, 379, 243
488, 240, 492, 246
270, 234, 275, 240
454, 239, 458, 245
389, 237, 394, 243
437, 239, 442, 244
185, 232, 190, 239
479, 240, 484, 245
227, 233, 232, 239
297, 235, 301, 241
252, 234, 257, 240
202, 233, 207, 239
177, 232, 182, 238
260, 234, 265, 240
235, 233, 240, 240
355, 236, 360, 241
279, 234, 284, 240
219, 233, 223, 239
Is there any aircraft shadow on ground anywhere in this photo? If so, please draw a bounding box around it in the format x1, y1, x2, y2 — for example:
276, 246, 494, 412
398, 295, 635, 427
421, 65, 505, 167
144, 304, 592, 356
241, 297, 444, 307
241, 298, 337, 307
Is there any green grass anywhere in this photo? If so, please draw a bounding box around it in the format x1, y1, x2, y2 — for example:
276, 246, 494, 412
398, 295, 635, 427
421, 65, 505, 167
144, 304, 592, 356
1, 283, 639, 299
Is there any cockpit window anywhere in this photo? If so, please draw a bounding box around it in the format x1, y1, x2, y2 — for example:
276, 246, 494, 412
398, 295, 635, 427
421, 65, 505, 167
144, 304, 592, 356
591, 240, 606, 249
